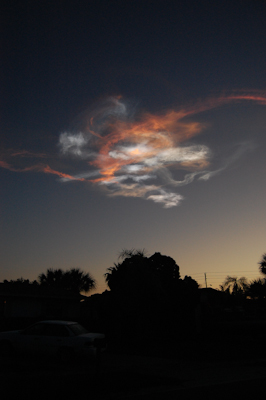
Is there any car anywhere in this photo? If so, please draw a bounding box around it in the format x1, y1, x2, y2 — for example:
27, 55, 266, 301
0, 320, 106, 361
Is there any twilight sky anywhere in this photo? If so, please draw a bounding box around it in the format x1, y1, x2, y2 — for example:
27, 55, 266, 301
1, 0, 266, 292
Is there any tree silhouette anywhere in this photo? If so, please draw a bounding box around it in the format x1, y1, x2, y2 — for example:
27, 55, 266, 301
104, 253, 160, 294
38, 268, 96, 294
104, 250, 199, 348
38, 269, 64, 289
118, 248, 147, 260
248, 278, 266, 300
104, 250, 181, 296
221, 275, 248, 295
182, 275, 199, 290
65, 268, 96, 294
259, 253, 266, 276
3, 278, 39, 286
104, 263, 123, 292
149, 252, 180, 284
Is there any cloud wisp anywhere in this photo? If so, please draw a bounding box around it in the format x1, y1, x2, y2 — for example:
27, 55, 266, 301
58, 97, 211, 207
1, 91, 265, 207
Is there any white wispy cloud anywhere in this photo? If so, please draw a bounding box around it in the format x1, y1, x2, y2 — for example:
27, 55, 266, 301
1, 92, 263, 208
57, 96, 258, 207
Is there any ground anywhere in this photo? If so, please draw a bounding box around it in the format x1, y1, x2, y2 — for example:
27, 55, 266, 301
1, 349, 266, 400
2, 319, 266, 399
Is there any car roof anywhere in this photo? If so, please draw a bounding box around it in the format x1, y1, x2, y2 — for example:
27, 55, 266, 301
37, 320, 78, 325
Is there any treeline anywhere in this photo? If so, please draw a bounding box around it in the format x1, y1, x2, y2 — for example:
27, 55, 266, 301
89, 250, 266, 354
2, 268, 96, 294
219, 253, 266, 299
2, 250, 266, 355
4, 251, 266, 301
85, 250, 201, 352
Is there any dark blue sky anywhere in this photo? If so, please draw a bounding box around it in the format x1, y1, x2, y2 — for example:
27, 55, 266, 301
1, 0, 266, 291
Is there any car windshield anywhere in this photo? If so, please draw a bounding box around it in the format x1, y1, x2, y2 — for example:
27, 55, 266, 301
68, 323, 88, 336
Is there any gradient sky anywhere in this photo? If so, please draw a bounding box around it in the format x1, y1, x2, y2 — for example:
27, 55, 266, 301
1, 0, 266, 292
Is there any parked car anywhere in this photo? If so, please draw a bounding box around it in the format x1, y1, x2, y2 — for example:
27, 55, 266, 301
0, 320, 106, 361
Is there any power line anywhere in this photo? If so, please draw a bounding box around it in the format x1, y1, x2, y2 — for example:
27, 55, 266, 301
190, 271, 259, 274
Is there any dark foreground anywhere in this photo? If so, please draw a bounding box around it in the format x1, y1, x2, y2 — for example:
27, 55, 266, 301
1, 350, 266, 400
2, 320, 266, 399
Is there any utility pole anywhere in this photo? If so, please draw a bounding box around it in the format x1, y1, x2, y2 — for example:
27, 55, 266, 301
204, 273, 207, 288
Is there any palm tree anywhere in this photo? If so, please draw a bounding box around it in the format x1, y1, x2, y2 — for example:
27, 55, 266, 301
65, 268, 96, 294
222, 275, 248, 295
118, 248, 147, 260
104, 263, 122, 291
248, 278, 266, 300
259, 253, 266, 276
38, 268, 64, 289
38, 268, 96, 294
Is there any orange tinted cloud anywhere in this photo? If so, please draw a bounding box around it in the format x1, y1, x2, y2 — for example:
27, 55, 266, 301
41, 165, 86, 181
59, 93, 265, 206
0, 150, 84, 181
87, 108, 207, 185
2, 91, 266, 207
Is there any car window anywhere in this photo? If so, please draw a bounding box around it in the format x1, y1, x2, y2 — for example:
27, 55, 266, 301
68, 323, 88, 336
22, 323, 46, 335
42, 324, 69, 337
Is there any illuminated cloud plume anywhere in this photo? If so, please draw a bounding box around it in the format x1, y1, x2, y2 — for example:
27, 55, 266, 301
58, 96, 211, 207
58, 92, 265, 207
1, 90, 266, 207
